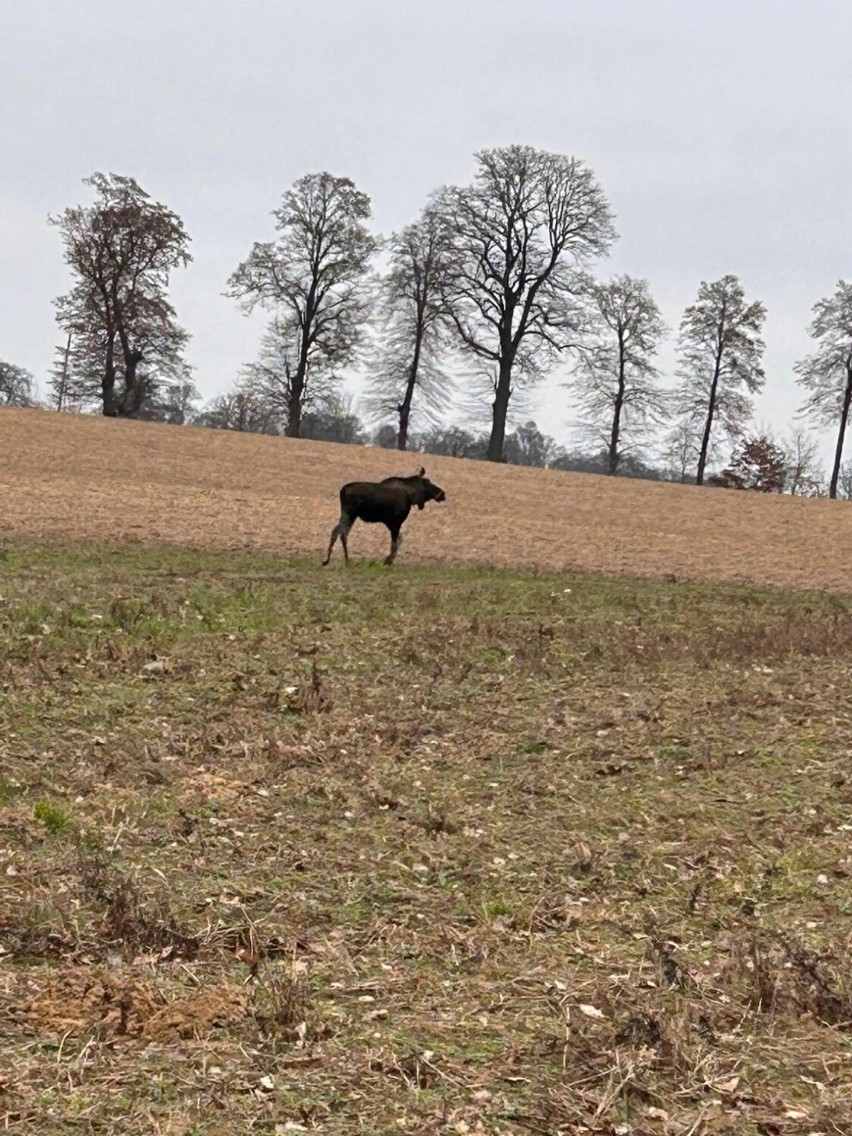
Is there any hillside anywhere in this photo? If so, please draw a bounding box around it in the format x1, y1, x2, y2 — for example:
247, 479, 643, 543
2, 407, 849, 591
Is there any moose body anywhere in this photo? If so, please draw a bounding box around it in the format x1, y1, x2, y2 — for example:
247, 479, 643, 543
322, 467, 446, 566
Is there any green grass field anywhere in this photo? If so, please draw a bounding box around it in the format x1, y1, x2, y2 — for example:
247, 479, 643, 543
2, 541, 852, 1135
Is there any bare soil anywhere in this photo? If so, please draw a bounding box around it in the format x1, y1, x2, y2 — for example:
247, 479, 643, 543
2, 407, 849, 591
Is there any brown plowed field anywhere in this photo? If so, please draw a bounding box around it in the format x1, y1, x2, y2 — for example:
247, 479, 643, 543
1, 407, 849, 591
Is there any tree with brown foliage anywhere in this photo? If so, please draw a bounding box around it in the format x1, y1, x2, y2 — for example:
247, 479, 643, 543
51, 173, 192, 417
713, 435, 786, 492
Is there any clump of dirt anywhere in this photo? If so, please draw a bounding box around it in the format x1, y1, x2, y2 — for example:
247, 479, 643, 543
17, 969, 162, 1037
179, 771, 252, 804
142, 985, 250, 1041
16, 967, 249, 1041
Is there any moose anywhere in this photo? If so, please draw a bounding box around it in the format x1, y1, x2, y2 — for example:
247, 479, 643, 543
322, 467, 446, 567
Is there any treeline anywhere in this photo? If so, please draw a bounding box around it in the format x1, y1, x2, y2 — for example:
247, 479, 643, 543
3, 146, 852, 496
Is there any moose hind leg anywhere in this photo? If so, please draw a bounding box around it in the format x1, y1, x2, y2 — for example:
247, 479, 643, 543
322, 524, 339, 566
323, 514, 354, 566
340, 516, 352, 563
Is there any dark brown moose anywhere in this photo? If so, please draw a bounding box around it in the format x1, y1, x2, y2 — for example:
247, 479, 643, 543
322, 467, 446, 567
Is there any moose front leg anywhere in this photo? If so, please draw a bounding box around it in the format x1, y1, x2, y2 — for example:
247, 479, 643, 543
383, 526, 402, 566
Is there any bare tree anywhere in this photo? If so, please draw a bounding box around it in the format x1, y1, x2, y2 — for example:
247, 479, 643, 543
671, 275, 766, 486
431, 144, 616, 462
195, 369, 365, 444
567, 275, 667, 474
227, 172, 377, 438
782, 429, 825, 496
795, 280, 852, 499
0, 360, 35, 407
363, 210, 452, 450
837, 460, 852, 500
50, 173, 192, 417
46, 334, 80, 411
660, 416, 703, 483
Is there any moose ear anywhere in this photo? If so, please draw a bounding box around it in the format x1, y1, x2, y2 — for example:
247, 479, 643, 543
417, 466, 426, 477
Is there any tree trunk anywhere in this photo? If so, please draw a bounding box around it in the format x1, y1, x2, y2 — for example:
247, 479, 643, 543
286, 389, 303, 438
55, 333, 72, 412
396, 400, 411, 450
696, 361, 722, 486
121, 350, 146, 416
695, 315, 728, 487
102, 333, 118, 416
828, 362, 852, 499
487, 356, 513, 462
287, 350, 309, 438
396, 332, 424, 451
288, 291, 317, 437
608, 340, 626, 475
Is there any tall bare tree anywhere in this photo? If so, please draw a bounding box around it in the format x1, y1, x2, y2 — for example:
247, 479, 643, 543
568, 275, 667, 474
227, 172, 377, 438
364, 210, 452, 449
837, 460, 852, 500
46, 334, 80, 411
0, 360, 35, 407
50, 173, 192, 417
660, 416, 703, 483
672, 275, 766, 486
782, 429, 825, 497
795, 280, 852, 499
430, 144, 616, 462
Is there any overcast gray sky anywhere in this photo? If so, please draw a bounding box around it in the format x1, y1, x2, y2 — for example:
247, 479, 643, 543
4, 0, 851, 456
